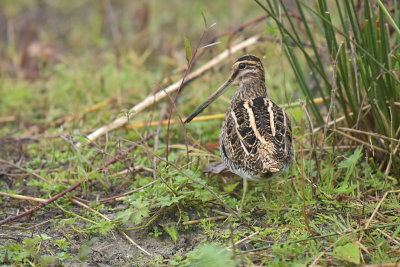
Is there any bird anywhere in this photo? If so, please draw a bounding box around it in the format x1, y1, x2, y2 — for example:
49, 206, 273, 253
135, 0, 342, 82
184, 55, 294, 210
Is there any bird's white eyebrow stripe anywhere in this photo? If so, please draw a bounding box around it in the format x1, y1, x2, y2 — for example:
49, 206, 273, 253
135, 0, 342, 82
239, 69, 257, 75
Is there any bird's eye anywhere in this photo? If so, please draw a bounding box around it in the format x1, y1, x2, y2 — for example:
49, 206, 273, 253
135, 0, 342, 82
238, 63, 246, 69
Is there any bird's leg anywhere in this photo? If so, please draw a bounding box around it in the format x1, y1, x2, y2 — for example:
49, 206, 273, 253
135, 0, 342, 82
239, 179, 248, 211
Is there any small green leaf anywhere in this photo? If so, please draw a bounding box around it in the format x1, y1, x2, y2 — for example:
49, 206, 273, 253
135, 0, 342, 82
338, 146, 363, 183
263, 25, 278, 36
338, 146, 363, 169
39, 255, 55, 266
334, 183, 357, 194
194, 187, 212, 202
39, 233, 52, 240
163, 224, 179, 244
115, 207, 135, 225
74, 136, 87, 143
201, 12, 207, 27
78, 244, 91, 261
52, 238, 70, 251
131, 199, 150, 224
56, 252, 72, 261
333, 242, 360, 264
159, 194, 185, 207
184, 37, 192, 64
223, 182, 239, 193
115, 197, 150, 225
92, 220, 113, 235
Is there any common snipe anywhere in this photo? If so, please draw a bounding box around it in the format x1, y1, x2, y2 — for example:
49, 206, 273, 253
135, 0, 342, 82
185, 55, 294, 209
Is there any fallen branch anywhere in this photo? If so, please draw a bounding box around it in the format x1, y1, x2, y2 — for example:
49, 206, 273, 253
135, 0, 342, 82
0, 192, 46, 203
81, 34, 262, 145
0, 116, 16, 123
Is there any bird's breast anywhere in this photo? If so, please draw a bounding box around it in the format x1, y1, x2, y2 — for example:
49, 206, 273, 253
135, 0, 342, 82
220, 96, 293, 177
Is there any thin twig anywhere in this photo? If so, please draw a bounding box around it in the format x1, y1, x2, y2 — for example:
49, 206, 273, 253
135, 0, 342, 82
166, 25, 209, 164
182, 215, 228, 226
337, 127, 400, 143
299, 146, 316, 240
301, 100, 320, 197
52, 97, 116, 129
153, 104, 167, 180
159, 85, 190, 166
322, 43, 342, 150
120, 232, 151, 256
0, 180, 82, 225
0, 217, 59, 230
333, 129, 390, 154
226, 231, 260, 250
364, 190, 400, 230
376, 228, 400, 246
55, 202, 97, 225
313, 105, 371, 133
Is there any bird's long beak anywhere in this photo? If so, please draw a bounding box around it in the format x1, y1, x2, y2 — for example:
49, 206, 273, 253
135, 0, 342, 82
184, 73, 236, 123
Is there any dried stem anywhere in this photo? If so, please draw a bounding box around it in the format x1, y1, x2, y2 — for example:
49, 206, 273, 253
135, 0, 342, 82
0, 180, 82, 225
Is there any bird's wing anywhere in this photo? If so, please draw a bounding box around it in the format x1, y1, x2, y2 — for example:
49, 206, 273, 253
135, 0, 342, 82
223, 97, 292, 173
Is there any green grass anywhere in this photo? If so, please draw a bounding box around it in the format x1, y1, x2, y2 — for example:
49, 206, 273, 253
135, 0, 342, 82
257, 0, 400, 176
1, 1, 399, 266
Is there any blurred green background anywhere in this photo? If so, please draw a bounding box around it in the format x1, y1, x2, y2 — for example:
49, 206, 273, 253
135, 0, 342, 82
0, 0, 293, 135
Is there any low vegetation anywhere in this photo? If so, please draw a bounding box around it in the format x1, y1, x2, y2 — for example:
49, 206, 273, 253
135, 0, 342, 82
0, 0, 399, 266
